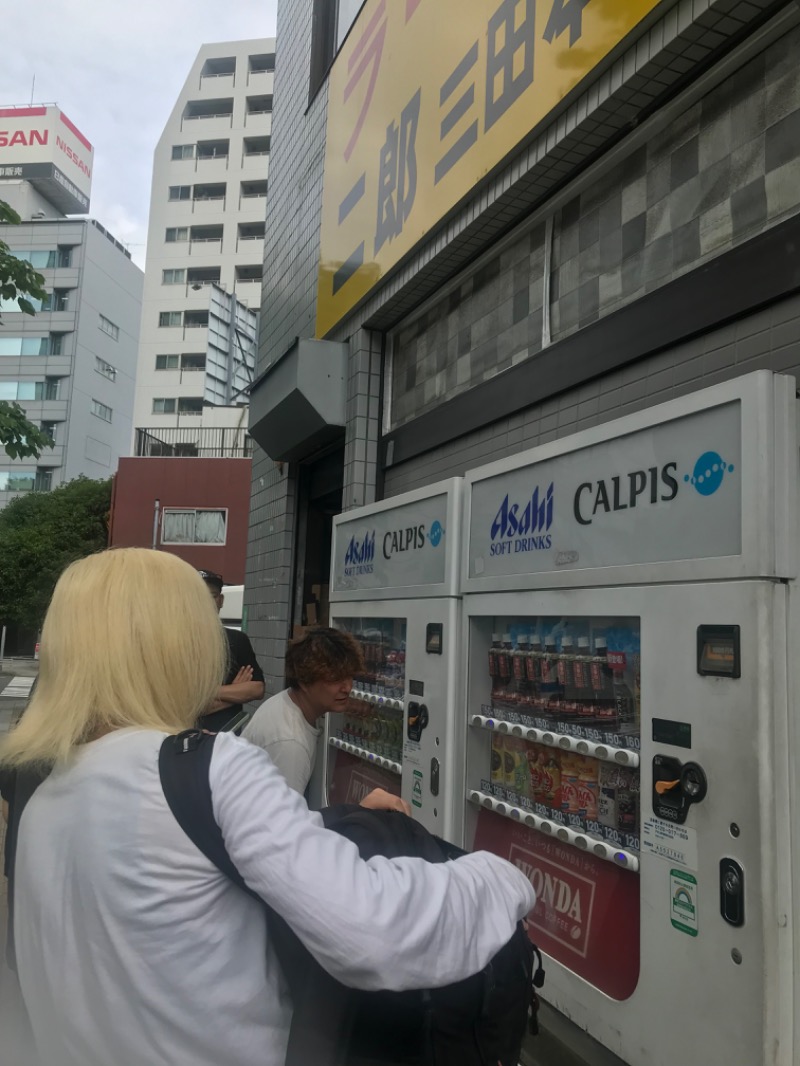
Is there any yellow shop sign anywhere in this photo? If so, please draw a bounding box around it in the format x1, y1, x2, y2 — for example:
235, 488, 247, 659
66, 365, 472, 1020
317, 0, 663, 337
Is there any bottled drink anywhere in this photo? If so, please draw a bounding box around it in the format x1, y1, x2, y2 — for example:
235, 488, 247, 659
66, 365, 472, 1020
557, 636, 575, 695
539, 635, 560, 713
541, 750, 561, 811
498, 633, 513, 684
609, 651, 634, 727
526, 634, 542, 690
577, 756, 599, 822
573, 635, 590, 696
560, 752, 580, 818
513, 635, 530, 704
488, 633, 501, 691
490, 733, 504, 788
590, 636, 610, 697
527, 744, 547, 804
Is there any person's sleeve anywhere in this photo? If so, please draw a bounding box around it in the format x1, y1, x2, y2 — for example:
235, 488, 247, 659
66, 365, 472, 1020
209, 733, 535, 993
235, 631, 265, 683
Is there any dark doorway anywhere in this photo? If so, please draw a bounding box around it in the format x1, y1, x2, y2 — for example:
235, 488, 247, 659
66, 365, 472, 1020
292, 446, 344, 632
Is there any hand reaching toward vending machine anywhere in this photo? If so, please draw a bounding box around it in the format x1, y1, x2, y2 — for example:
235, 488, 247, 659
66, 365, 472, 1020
360, 788, 411, 815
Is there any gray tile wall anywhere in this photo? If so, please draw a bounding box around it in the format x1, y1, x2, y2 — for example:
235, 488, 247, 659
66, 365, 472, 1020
390, 225, 546, 429
384, 293, 800, 496
247, 0, 327, 688
344, 330, 382, 511
389, 26, 800, 426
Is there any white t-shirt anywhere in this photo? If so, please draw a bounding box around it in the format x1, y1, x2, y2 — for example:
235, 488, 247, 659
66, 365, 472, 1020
243, 688, 320, 793
14, 728, 535, 1066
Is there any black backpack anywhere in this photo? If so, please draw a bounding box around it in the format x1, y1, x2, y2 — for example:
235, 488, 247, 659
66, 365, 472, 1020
159, 729, 545, 1066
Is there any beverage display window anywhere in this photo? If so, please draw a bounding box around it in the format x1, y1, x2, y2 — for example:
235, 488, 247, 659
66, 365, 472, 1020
326, 617, 406, 803
465, 615, 641, 1001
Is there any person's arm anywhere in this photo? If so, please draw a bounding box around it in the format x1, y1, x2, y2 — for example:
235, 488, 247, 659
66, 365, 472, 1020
210, 734, 535, 992
215, 665, 265, 706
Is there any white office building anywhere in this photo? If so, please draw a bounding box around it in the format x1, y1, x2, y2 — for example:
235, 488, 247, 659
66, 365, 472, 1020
0, 105, 142, 505
132, 39, 274, 458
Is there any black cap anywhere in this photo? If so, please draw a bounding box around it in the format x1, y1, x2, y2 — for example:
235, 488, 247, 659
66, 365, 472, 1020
198, 569, 224, 593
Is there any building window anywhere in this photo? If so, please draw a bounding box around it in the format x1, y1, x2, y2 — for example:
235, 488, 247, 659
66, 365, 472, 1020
49, 333, 64, 355
162, 268, 186, 285
91, 399, 113, 422
40, 421, 58, 443
155, 354, 179, 370
181, 353, 206, 371
53, 289, 70, 311
57, 246, 72, 268
171, 144, 195, 160
168, 185, 191, 201
178, 397, 204, 415
161, 508, 227, 545
99, 315, 119, 340
159, 311, 182, 327
0, 337, 49, 356
152, 398, 177, 414
0, 470, 36, 492
0, 293, 46, 313
95, 357, 116, 381
11, 249, 56, 268
34, 468, 52, 492
165, 227, 189, 243
0, 380, 58, 401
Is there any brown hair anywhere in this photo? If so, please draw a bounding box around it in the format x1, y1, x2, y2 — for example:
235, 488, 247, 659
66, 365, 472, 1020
285, 627, 365, 689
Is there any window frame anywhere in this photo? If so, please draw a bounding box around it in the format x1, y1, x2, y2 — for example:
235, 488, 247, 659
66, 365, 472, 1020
155, 354, 180, 371
90, 398, 113, 422
158, 311, 182, 328
168, 185, 191, 202
99, 315, 120, 341
95, 356, 117, 381
161, 507, 229, 546
152, 397, 177, 414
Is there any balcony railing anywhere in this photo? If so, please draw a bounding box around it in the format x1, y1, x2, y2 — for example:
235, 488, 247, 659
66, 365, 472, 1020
136, 427, 253, 458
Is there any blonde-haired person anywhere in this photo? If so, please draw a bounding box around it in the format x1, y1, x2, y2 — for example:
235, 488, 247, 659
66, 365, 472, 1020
1, 548, 535, 1066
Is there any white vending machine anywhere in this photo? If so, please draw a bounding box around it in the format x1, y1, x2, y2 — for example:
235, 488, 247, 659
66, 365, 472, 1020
323, 478, 464, 841
459, 371, 799, 1066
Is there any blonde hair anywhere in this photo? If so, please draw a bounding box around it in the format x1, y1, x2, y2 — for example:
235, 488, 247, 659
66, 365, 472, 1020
0, 548, 227, 768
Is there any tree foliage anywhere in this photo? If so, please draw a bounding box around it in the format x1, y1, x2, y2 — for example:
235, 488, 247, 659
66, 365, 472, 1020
0, 199, 53, 460
0, 476, 112, 630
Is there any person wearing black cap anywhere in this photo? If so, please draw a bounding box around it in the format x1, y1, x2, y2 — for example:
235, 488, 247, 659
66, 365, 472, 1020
199, 570, 265, 731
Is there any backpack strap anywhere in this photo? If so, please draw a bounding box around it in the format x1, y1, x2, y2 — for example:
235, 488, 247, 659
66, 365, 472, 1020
158, 729, 353, 1066
158, 729, 257, 900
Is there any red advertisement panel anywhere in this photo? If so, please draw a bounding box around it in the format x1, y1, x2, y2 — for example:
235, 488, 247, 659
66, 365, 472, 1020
473, 811, 639, 1000
328, 749, 402, 805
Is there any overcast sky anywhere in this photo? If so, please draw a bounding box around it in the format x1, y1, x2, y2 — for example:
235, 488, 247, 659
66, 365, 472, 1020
0, 0, 279, 268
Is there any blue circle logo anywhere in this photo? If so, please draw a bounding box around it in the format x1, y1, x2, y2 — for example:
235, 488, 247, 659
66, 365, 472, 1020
429, 520, 443, 547
683, 451, 734, 497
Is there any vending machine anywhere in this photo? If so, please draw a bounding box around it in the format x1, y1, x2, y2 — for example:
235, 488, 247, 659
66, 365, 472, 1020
322, 478, 464, 840
460, 371, 799, 1066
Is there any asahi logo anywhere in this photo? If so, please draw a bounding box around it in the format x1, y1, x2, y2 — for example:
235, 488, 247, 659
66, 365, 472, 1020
490, 483, 554, 556
343, 530, 375, 577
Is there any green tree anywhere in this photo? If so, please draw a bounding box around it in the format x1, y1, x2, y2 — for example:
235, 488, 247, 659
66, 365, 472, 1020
0, 199, 53, 460
0, 476, 111, 630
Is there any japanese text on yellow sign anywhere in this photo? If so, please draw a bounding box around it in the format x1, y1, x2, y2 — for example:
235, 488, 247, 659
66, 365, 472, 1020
316, 0, 662, 337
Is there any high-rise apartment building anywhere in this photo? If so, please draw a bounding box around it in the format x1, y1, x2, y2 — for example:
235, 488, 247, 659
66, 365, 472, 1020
132, 39, 274, 458
0, 105, 143, 506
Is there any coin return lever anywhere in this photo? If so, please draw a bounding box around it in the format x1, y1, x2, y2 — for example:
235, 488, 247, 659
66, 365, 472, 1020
652, 754, 708, 825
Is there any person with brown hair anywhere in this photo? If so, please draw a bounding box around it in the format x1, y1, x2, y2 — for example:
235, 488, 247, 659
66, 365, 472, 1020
243, 627, 364, 794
